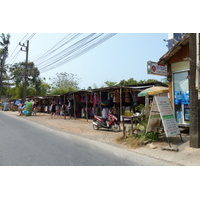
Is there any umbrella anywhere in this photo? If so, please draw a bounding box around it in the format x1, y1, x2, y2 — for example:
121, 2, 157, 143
138, 86, 169, 97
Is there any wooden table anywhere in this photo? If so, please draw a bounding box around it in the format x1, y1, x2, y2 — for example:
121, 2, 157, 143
121, 115, 139, 138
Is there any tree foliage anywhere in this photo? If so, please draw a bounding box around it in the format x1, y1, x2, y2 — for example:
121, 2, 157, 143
49, 72, 80, 95
9, 62, 40, 87
104, 81, 118, 87
118, 78, 138, 85
0, 33, 11, 96
0, 33, 10, 47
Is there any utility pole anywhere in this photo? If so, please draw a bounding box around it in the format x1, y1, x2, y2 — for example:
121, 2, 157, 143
19, 40, 29, 104
189, 33, 200, 148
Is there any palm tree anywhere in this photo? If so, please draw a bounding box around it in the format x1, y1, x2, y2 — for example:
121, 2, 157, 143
0, 33, 10, 61
0, 33, 11, 47
0, 33, 11, 101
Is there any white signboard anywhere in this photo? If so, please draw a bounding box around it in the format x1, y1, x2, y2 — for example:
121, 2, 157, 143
146, 98, 161, 133
154, 96, 180, 137
147, 61, 167, 76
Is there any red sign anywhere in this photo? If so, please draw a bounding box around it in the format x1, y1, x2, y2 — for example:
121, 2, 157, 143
147, 61, 167, 76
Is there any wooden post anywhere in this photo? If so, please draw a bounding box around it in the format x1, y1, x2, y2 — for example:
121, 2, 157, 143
73, 93, 76, 119
86, 92, 88, 122
120, 87, 122, 122
189, 33, 200, 148
100, 91, 102, 116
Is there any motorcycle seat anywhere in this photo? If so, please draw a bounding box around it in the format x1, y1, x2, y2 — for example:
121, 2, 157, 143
96, 116, 107, 121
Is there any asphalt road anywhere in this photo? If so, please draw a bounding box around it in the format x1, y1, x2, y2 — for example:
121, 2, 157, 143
0, 112, 173, 166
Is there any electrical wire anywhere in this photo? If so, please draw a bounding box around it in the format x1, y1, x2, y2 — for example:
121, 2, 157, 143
6, 33, 29, 64
33, 33, 82, 64
30, 33, 72, 61
7, 33, 117, 76
40, 33, 117, 73
7, 33, 36, 65
8, 50, 21, 64
36, 33, 97, 68
26, 33, 36, 41
37, 33, 116, 72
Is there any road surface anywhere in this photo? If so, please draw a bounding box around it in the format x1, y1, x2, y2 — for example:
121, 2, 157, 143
0, 112, 174, 166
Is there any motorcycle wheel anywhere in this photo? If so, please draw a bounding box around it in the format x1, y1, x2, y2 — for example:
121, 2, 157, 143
111, 123, 120, 132
93, 123, 99, 130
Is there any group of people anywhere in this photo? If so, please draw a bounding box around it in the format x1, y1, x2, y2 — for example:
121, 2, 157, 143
50, 99, 72, 119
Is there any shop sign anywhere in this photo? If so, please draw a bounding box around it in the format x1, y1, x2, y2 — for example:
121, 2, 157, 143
147, 96, 180, 137
147, 61, 167, 76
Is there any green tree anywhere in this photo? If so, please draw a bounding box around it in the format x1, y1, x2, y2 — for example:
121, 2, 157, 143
7, 61, 42, 99
35, 78, 51, 95
104, 81, 117, 87
160, 77, 169, 85
117, 77, 167, 86
87, 86, 92, 90
28, 78, 51, 96
9, 62, 40, 86
0, 33, 10, 47
0, 33, 11, 97
137, 78, 159, 84
50, 72, 80, 95
6, 83, 24, 99
118, 78, 137, 85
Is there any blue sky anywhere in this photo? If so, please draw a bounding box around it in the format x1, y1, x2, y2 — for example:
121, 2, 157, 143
6, 33, 169, 89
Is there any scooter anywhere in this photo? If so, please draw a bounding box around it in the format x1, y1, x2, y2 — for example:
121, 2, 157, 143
92, 113, 120, 132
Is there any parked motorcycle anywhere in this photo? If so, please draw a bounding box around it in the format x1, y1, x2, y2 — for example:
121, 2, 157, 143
92, 113, 120, 132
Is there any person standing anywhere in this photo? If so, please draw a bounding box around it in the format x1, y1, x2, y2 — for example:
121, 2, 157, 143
67, 99, 72, 119
61, 101, 67, 120
50, 101, 56, 119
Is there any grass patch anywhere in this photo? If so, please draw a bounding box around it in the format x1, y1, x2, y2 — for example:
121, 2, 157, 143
116, 135, 146, 149
116, 118, 160, 149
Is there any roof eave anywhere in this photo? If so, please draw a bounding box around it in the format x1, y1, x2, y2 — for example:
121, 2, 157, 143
158, 33, 190, 65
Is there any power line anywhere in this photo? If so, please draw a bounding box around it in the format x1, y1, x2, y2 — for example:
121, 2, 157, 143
33, 33, 82, 64
30, 33, 72, 61
20, 33, 29, 42
40, 33, 117, 73
36, 33, 97, 68
6, 33, 29, 64
37, 33, 117, 73
7, 49, 21, 64
7, 34, 35, 65
37, 33, 106, 71
26, 33, 36, 41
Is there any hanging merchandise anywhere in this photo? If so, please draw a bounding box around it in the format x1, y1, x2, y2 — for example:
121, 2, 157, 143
81, 94, 85, 103
81, 108, 85, 118
113, 94, 116, 103
125, 89, 131, 103
96, 93, 110, 106
75, 95, 86, 107
102, 107, 109, 118
107, 93, 110, 100
90, 94, 93, 104
110, 91, 114, 98
94, 93, 98, 105
115, 90, 120, 104
131, 90, 138, 103
112, 104, 117, 114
